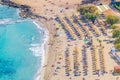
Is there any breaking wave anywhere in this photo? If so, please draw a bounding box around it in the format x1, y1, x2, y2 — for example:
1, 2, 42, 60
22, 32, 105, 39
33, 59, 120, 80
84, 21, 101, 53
0, 19, 29, 25
30, 21, 48, 80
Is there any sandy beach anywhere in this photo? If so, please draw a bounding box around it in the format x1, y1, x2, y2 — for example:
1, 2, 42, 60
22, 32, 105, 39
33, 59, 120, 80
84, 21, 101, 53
10, 0, 120, 80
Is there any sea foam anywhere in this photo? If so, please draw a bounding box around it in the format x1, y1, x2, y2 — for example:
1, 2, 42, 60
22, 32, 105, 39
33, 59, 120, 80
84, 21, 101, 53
0, 19, 28, 25
31, 21, 48, 80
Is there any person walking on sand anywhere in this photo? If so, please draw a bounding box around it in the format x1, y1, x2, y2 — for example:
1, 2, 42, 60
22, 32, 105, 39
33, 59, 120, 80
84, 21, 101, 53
83, 77, 85, 80
116, 77, 119, 80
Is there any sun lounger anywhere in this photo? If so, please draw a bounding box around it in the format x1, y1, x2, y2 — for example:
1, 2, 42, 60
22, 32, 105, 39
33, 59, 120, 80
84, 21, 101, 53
65, 48, 71, 76
91, 45, 99, 74
73, 46, 80, 76
65, 15, 83, 39
99, 45, 106, 75
57, 15, 76, 40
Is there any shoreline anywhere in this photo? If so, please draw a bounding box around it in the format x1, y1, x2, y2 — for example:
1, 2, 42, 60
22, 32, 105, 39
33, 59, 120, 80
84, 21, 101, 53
0, 0, 48, 20
32, 21, 49, 80
1, 0, 119, 80
0, 0, 54, 80
33, 21, 57, 80
0, 0, 51, 79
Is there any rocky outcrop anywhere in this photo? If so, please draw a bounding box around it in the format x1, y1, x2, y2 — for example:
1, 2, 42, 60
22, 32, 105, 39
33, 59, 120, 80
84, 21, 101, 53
0, 0, 47, 20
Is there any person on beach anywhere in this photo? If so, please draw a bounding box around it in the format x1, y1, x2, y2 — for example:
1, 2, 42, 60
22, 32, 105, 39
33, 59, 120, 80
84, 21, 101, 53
82, 77, 85, 80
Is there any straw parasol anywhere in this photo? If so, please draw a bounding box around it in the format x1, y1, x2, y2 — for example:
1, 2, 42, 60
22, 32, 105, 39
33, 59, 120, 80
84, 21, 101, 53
66, 15, 83, 38
58, 15, 76, 38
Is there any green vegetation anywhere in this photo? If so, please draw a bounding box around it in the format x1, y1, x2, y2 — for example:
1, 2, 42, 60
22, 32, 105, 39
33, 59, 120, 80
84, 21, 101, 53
114, 3, 120, 11
77, 4, 98, 23
114, 42, 120, 51
77, 4, 98, 15
111, 25, 120, 51
112, 30, 120, 38
114, 37, 120, 44
106, 15, 119, 25
114, 36, 120, 51
77, 5, 120, 51
106, 14, 120, 50
111, 25, 119, 29
84, 12, 98, 23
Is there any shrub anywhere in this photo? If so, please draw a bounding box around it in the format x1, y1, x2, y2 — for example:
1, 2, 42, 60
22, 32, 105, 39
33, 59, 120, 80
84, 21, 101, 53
111, 25, 119, 29
77, 4, 98, 15
106, 15, 119, 25
112, 30, 120, 38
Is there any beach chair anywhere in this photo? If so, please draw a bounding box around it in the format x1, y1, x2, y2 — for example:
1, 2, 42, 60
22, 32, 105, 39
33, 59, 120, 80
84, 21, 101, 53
73, 46, 81, 76
65, 49, 71, 76
66, 15, 83, 39
57, 15, 76, 40
99, 46, 106, 74
91, 45, 99, 73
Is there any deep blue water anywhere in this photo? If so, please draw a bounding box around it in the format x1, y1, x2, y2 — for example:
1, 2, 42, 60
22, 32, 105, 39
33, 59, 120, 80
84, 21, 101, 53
0, 5, 44, 80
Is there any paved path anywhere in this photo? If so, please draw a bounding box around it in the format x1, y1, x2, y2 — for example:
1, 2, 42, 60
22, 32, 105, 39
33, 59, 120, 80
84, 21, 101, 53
108, 4, 120, 18
97, 4, 120, 18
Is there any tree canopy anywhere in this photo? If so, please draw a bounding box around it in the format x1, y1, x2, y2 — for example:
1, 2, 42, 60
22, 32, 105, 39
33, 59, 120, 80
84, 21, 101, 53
111, 25, 119, 29
113, 29, 120, 51
112, 30, 120, 38
115, 37, 120, 44
77, 4, 98, 15
114, 43, 120, 51
77, 4, 98, 23
106, 15, 119, 25
114, 36, 120, 51
84, 12, 98, 23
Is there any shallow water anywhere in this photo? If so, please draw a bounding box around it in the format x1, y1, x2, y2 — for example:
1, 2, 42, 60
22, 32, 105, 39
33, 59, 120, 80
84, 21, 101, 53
0, 5, 44, 80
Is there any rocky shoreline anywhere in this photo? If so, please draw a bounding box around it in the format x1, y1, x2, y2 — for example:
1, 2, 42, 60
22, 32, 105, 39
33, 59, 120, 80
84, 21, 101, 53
0, 0, 47, 20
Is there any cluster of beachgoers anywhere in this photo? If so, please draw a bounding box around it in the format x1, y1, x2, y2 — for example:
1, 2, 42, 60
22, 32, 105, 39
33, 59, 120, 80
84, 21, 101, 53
51, 12, 118, 80
2, 0, 120, 80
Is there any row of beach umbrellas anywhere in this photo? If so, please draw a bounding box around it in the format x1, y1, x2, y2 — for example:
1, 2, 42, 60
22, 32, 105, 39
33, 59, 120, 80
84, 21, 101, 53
65, 15, 83, 39
87, 22, 100, 37
91, 45, 99, 74
58, 15, 76, 39
73, 46, 81, 76
72, 14, 90, 37
73, 14, 94, 37
56, 14, 103, 40
99, 46, 106, 74
65, 48, 71, 76
82, 45, 88, 76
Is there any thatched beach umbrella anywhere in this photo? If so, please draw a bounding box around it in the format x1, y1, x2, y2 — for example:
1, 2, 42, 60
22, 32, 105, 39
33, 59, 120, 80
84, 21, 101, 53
58, 15, 76, 38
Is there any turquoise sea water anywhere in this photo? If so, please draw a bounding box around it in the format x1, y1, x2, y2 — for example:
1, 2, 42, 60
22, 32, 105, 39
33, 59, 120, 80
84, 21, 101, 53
0, 5, 44, 80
